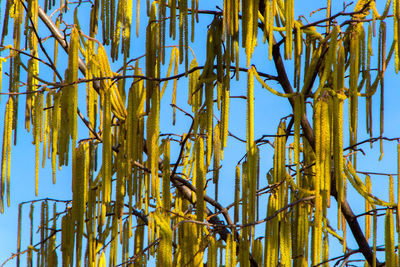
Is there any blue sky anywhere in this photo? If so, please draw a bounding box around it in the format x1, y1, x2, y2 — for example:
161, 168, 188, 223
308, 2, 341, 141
1, 0, 400, 266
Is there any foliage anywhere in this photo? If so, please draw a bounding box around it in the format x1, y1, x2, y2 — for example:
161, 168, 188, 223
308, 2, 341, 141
1, 0, 400, 266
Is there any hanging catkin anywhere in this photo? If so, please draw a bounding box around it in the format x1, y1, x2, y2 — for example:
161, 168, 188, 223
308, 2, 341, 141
213, 123, 220, 205
102, 86, 112, 206
72, 142, 89, 267
385, 175, 395, 267
162, 139, 171, 212
247, 68, 257, 228
195, 136, 205, 225
205, 81, 213, 167
1, 97, 14, 210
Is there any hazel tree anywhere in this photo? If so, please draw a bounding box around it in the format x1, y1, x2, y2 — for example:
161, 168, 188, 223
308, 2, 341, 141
1, 0, 400, 266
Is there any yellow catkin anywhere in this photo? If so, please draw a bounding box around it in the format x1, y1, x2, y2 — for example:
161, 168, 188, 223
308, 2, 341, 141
365, 175, 372, 241
252, 238, 263, 265
205, 81, 213, 166
162, 139, 171, 212
285, 0, 293, 59
110, 214, 118, 266
349, 24, 360, 165
116, 130, 126, 219
247, 68, 257, 228
188, 58, 201, 112
122, 221, 129, 265
225, 234, 231, 267
221, 78, 229, 158
206, 236, 217, 267
51, 92, 60, 183
196, 136, 205, 225
134, 218, 145, 265
242, 0, 257, 66
379, 22, 386, 162
394, 0, 400, 73
154, 211, 172, 267
72, 143, 88, 267
1, 97, 14, 210
294, 94, 301, 179
280, 216, 292, 266
385, 208, 395, 267
398, 143, 400, 227
326, 0, 331, 33
102, 87, 112, 207
183, 0, 188, 74
213, 123, 220, 204
389, 175, 394, 203
336, 44, 346, 215
263, 0, 270, 43
191, 0, 196, 43
387, 175, 396, 267
234, 164, 240, 224
172, 48, 179, 124
322, 229, 329, 266
320, 95, 331, 202
69, 27, 79, 144
39, 201, 47, 267
111, 0, 123, 61
241, 161, 250, 267
46, 202, 57, 266
275, 122, 287, 219
16, 203, 22, 265
312, 98, 322, 266
268, 0, 276, 60
27, 203, 34, 266
126, 78, 135, 187
149, 76, 160, 199
169, 0, 176, 39
372, 209, 377, 267
264, 194, 279, 267
178, 0, 184, 64
366, 24, 373, 139
33, 93, 43, 197
42, 94, 51, 169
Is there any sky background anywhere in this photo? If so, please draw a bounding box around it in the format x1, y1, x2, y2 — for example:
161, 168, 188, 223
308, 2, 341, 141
1, 0, 400, 266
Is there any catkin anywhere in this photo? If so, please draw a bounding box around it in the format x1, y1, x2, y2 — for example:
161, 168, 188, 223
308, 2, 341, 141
294, 94, 301, 178
234, 164, 240, 224
16, 203, 22, 265
213, 123, 220, 204
102, 88, 112, 205
221, 79, 229, 158
205, 81, 213, 166
51, 92, 60, 183
349, 25, 360, 165
247, 68, 257, 227
252, 238, 263, 265
196, 136, 205, 225
312, 97, 323, 266
397, 145, 400, 267
385, 208, 395, 267
1, 97, 14, 210
162, 139, 171, 212
72, 144, 83, 267
394, 0, 400, 72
